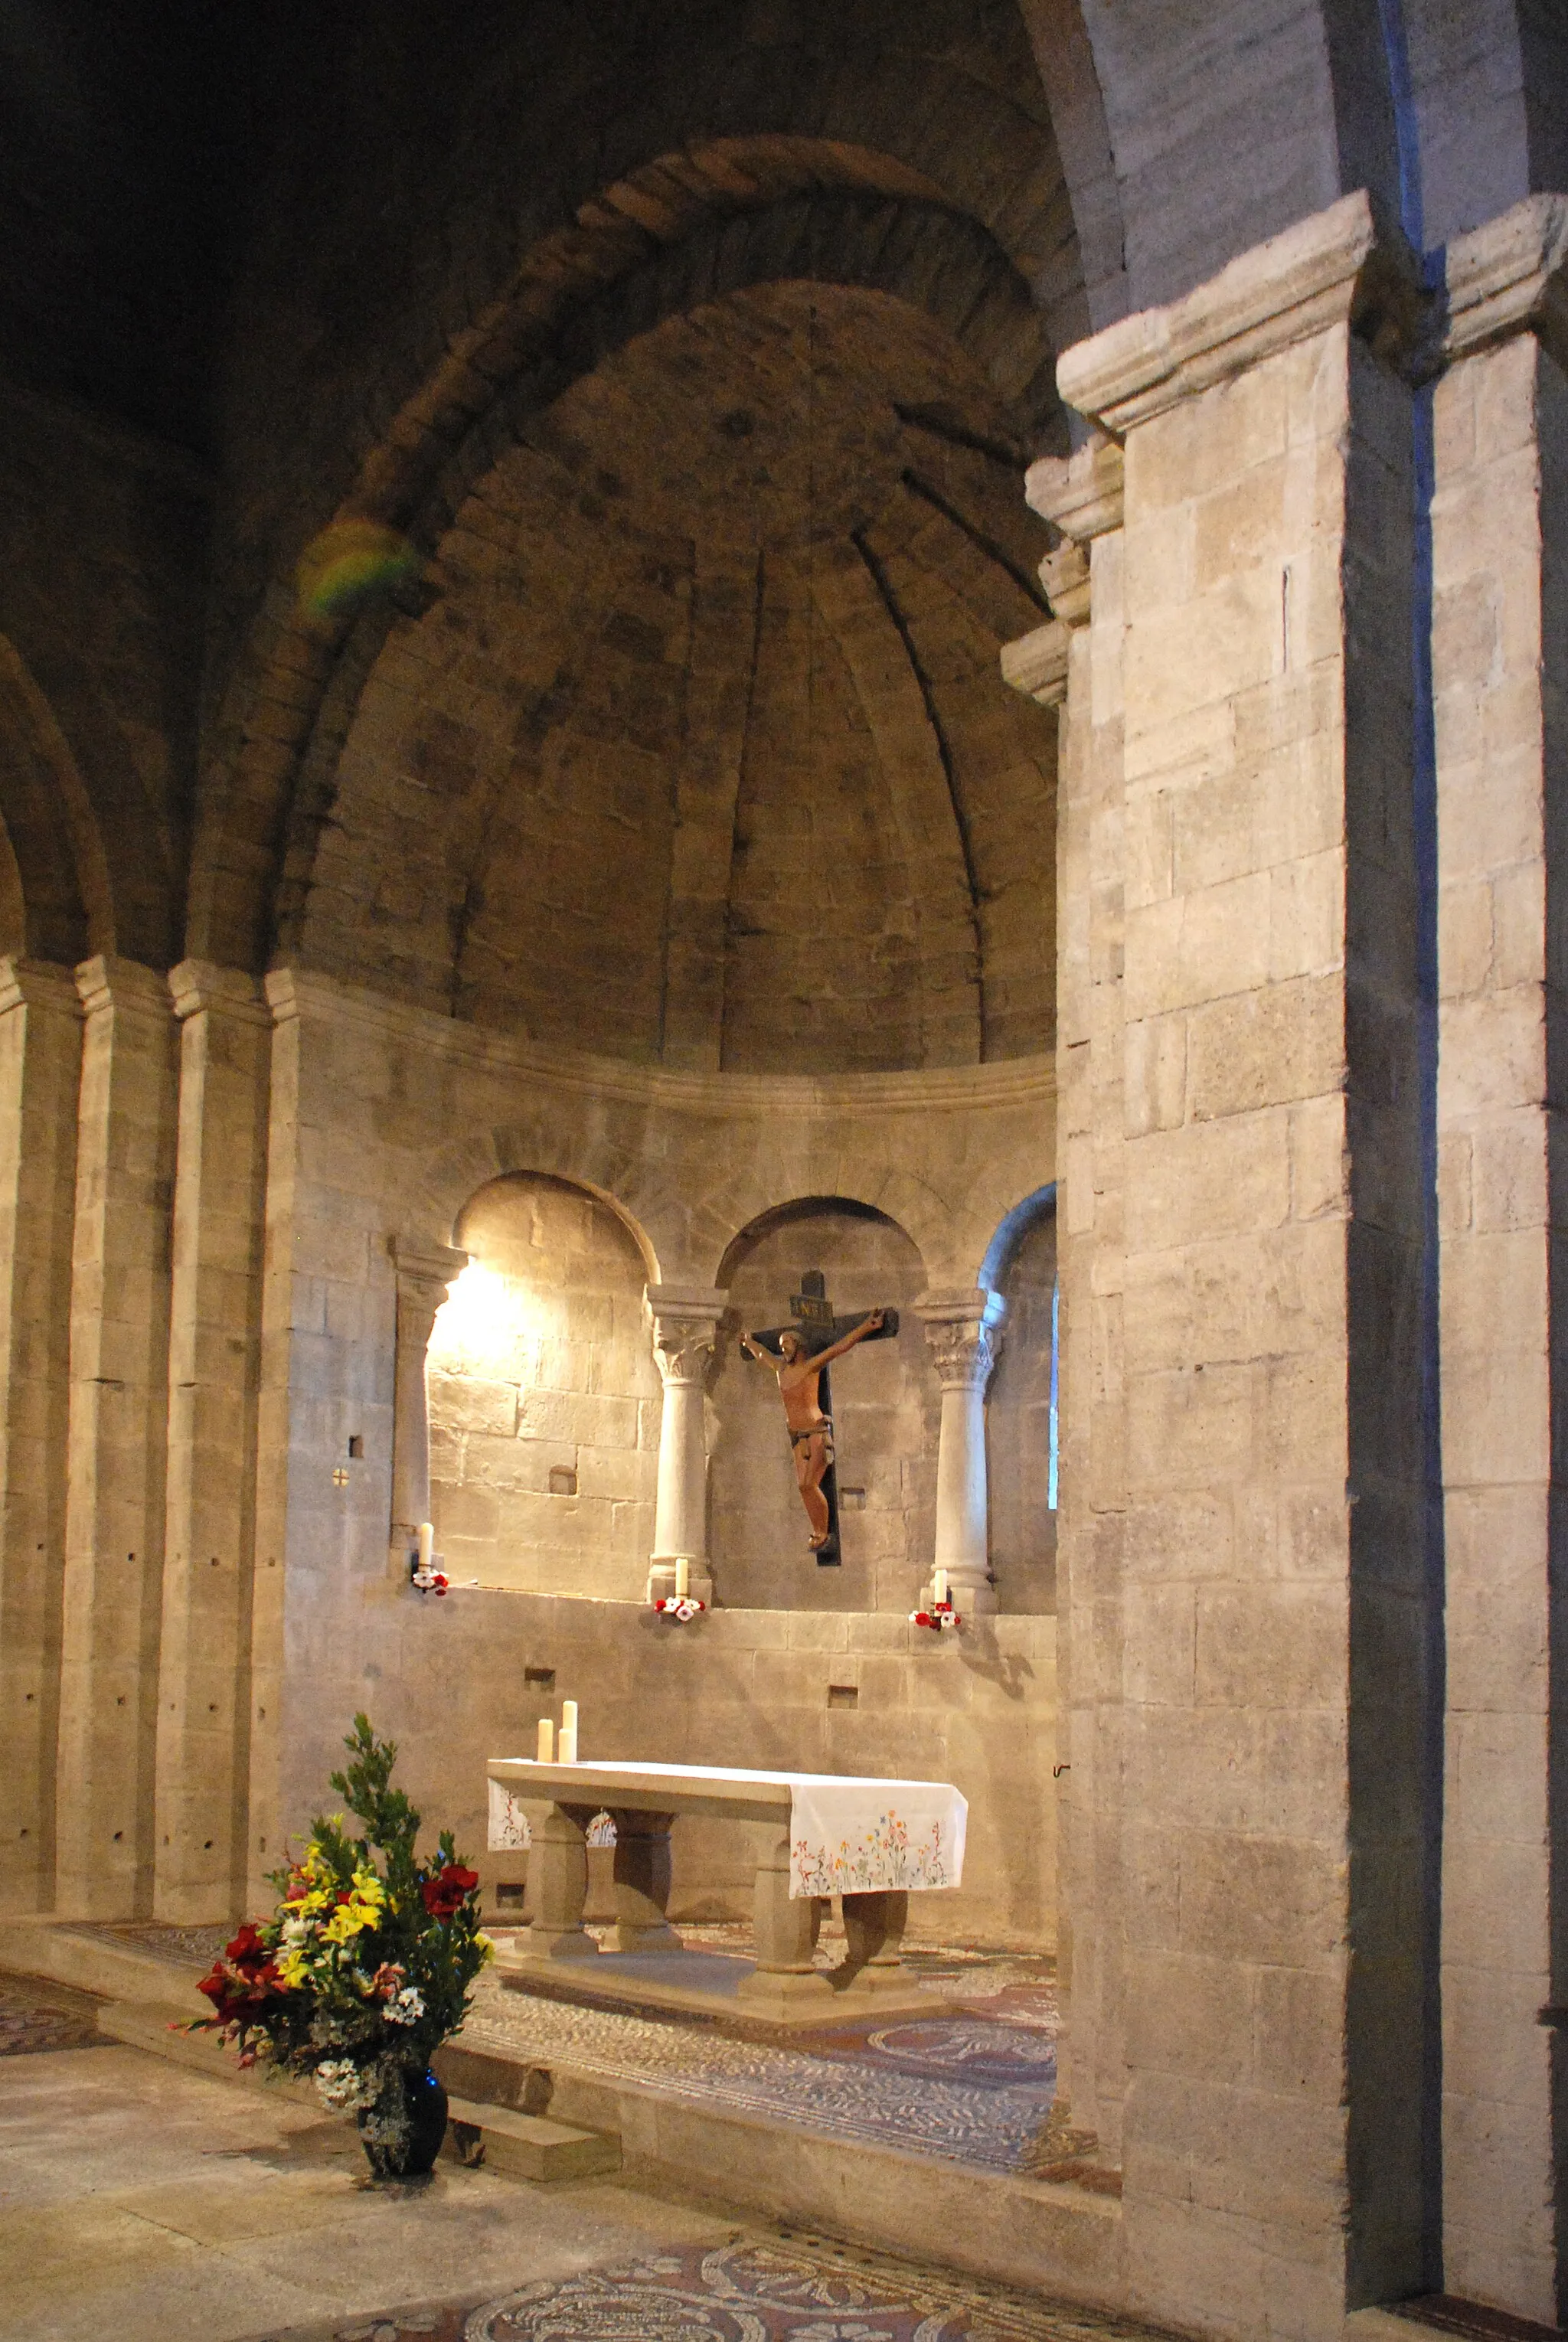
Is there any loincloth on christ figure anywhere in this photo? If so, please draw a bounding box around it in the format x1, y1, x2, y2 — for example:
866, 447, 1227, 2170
789, 1416, 834, 1455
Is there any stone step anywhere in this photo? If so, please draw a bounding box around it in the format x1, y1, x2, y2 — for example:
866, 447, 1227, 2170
96, 1999, 320, 2105
443, 2094, 621, 2183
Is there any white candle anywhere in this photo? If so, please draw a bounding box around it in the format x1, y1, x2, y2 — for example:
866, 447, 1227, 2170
417, 1521, 434, 1569
933, 1567, 948, 1605
675, 1556, 690, 1599
559, 1700, 578, 1764
536, 1717, 554, 1762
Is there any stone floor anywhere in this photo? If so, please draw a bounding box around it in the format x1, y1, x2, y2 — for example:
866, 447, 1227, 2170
67, 1922, 1062, 2174
0, 2030, 1161, 2342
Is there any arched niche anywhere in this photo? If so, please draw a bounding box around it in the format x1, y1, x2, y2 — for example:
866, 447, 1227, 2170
983, 1184, 1057, 1615
426, 1171, 660, 1598
710, 1195, 935, 1613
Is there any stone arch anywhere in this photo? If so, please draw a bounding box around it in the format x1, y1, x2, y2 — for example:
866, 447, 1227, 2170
189, 126, 1068, 980
416, 1125, 667, 1285
979, 1180, 1057, 1293
691, 1161, 956, 1292
709, 1190, 937, 1612
426, 1168, 662, 1600
0, 633, 115, 964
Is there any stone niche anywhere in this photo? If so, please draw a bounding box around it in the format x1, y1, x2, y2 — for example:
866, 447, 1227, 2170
985, 1202, 1057, 1615
709, 1199, 936, 1611
426, 1171, 659, 1598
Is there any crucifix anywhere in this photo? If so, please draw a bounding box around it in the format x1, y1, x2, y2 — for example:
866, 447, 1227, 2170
740, 1271, 900, 1565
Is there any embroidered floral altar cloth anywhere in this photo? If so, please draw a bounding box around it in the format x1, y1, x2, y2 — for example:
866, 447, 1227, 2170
486, 1760, 966, 1898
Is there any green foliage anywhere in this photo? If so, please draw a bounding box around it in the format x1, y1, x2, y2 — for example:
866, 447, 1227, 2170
193, 1715, 491, 2096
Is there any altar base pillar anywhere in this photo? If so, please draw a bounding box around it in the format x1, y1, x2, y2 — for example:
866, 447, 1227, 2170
738, 1829, 831, 2007
520, 1803, 599, 1960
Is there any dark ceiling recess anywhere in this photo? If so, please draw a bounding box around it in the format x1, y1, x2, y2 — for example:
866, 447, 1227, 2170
0, 0, 308, 449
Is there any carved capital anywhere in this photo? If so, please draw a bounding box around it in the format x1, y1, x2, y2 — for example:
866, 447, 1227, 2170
168, 959, 271, 1027
391, 1235, 467, 1332
916, 1290, 1005, 1394
645, 1283, 727, 1387
1445, 192, 1568, 372
1025, 435, 1125, 548
0, 956, 83, 1021
1000, 619, 1070, 707
1056, 190, 1426, 435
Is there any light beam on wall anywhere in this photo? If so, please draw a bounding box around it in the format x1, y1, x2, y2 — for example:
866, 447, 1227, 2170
427, 1261, 556, 1383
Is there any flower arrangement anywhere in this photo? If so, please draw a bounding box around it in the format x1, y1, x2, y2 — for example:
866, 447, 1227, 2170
652, 1594, 706, 1622
190, 1715, 492, 2176
909, 1602, 962, 1632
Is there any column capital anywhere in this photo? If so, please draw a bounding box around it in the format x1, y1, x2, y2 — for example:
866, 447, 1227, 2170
915, 1289, 1005, 1393
390, 1235, 467, 1314
1000, 619, 1071, 707
168, 959, 271, 1027
645, 1283, 727, 1384
1026, 433, 1125, 550
1057, 189, 1425, 436
0, 955, 83, 1020
1445, 192, 1568, 371
73, 953, 175, 1021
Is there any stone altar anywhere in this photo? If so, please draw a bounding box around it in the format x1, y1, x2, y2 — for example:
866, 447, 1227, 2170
487, 1756, 968, 2024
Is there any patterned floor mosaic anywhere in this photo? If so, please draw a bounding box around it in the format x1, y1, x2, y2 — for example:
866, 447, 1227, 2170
0, 1972, 104, 2056
250, 2236, 1176, 2342
58, 1920, 1060, 2172
464, 1958, 1057, 2172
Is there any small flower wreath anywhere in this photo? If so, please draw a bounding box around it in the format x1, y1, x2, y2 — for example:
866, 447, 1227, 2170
909, 1601, 962, 1632
653, 1594, 707, 1622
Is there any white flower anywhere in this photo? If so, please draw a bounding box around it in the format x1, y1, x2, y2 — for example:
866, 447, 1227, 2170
384, 1986, 426, 2027
313, 2057, 375, 2110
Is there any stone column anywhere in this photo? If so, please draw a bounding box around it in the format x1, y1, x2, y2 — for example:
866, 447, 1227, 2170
153, 963, 272, 1924
1431, 198, 1568, 2326
644, 1284, 725, 1605
0, 960, 81, 1913
1046, 192, 1434, 2332
388, 1236, 466, 1568
55, 955, 178, 1920
916, 1290, 1004, 1615
1005, 433, 1124, 2174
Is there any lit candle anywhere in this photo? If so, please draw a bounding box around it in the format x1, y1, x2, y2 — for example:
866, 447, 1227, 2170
559, 1700, 578, 1764
675, 1556, 690, 1599
417, 1521, 434, 1569
536, 1717, 554, 1762
933, 1567, 948, 1606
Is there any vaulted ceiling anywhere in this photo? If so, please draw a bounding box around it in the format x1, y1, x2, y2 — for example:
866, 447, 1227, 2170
294, 279, 1057, 1073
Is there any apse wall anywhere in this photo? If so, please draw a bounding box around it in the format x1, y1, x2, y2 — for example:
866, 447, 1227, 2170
427, 1175, 660, 1599
710, 1202, 937, 1612
253, 965, 1058, 1940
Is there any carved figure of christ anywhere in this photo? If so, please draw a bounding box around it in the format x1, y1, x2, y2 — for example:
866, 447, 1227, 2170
740, 1271, 899, 1564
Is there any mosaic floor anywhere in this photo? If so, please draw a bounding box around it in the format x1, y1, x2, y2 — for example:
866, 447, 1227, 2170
0, 1972, 104, 2057
60, 1919, 1060, 2174
466, 1931, 1058, 2173
253, 2236, 1174, 2342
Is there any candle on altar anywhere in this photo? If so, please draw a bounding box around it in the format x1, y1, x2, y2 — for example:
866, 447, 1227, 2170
417, 1521, 434, 1569
559, 1700, 578, 1763
933, 1567, 949, 1606
674, 1556, 690, 1599
536, 1716, 554, 1762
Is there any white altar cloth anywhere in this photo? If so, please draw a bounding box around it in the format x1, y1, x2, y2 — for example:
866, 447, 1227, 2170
486, 1759, 965, 1899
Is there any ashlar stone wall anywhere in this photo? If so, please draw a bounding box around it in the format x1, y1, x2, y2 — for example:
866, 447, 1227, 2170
427, 1174, 661, 1601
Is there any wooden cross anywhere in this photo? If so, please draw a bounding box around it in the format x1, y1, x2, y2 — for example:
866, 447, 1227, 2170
746, 1271, 900, 1566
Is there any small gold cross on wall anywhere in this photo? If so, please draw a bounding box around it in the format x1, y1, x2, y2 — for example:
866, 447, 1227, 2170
332, 1466, 350, 1487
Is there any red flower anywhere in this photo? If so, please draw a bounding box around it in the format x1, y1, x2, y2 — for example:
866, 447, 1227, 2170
196, 1918, 285, 2025
420, 1863, 479, 1919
